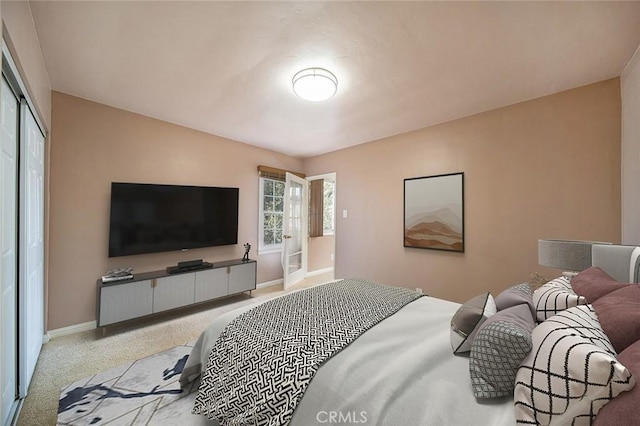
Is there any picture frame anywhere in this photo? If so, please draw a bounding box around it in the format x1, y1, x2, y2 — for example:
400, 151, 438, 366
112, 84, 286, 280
403, 172, 464, 252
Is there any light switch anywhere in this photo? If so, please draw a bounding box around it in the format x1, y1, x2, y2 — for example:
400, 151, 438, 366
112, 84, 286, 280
342, 209, 348, 218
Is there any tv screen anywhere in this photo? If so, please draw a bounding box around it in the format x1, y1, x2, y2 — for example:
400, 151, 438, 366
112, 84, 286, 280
108, 182, 239, 257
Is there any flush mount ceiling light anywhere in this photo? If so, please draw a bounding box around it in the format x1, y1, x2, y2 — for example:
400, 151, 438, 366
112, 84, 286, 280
292, 67, 338, 102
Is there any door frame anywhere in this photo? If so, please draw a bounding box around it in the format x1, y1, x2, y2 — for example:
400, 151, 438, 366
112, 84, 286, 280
0, 72, 19, 426
18, 98, 45, 397
306, 172, 337, 280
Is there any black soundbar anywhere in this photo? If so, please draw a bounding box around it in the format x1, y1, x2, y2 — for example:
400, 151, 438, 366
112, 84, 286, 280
166, 261, 213, 274
178, 259, 203, 268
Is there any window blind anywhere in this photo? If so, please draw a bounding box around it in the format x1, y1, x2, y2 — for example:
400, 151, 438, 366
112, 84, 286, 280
257, 165, 305, 181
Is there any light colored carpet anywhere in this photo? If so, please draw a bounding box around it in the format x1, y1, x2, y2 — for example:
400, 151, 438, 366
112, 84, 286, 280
18, 272, 333, 426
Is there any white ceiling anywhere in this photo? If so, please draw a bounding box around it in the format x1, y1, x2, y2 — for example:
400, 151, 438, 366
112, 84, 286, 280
29, 1, 640, 158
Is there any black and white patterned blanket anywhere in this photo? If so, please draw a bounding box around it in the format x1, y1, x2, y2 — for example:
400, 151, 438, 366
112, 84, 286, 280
192, 279, 422, 426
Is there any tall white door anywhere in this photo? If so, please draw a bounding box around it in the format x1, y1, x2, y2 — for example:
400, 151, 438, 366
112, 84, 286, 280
282, 172, 308, 289
18, 101, 45, 396
0, 78, 18, 425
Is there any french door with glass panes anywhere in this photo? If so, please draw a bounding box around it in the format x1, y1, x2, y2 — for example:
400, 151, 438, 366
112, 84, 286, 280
282, 172, 308, 289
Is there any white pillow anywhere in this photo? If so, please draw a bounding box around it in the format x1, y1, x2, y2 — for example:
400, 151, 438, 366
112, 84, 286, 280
533, 276, 587, 322
514, 305, 635, 425
450, 292, 496, 354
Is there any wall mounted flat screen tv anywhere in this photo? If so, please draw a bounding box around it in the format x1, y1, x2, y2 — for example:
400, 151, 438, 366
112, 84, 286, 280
108, 182, 239, 257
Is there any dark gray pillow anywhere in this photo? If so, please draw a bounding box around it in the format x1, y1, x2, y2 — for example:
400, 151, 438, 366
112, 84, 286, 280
450, 292, 496, 354
469, 303, 536, 399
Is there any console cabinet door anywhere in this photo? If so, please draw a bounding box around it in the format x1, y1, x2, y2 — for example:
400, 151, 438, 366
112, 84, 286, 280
228, 262, 256, 294
194, 268, 228, 303
99, 280, 153, 326
153, 274, 195, 312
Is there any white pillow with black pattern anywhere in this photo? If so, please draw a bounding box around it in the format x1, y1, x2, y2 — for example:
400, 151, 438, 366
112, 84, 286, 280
450, 292, 496, 354
533, 276, 587, 322
514, 305, 635, 425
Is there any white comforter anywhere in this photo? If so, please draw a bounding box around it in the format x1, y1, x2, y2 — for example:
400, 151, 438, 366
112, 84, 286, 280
181, 292, 516, 425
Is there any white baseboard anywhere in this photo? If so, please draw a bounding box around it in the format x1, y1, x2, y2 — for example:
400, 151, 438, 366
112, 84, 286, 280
256, 268, 333, 289
306, 267, 333, 277
46, 320, 97, 340
257, 278, 283, 289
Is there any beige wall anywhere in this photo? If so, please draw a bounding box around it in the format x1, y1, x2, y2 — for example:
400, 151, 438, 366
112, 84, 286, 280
622, 43, 640, 244
304, 79, 622, 304
48, 92, 302, 330
1, 0, 51, 130
49, 80, 622, 329
308, 235, 334, 272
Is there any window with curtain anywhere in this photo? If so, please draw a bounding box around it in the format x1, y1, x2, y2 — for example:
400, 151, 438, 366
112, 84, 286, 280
257, 165, 305, 253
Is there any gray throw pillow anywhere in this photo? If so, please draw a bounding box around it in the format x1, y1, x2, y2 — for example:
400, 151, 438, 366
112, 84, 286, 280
469, 303, 536, 399
450, 292, 496, 354
494, 282, 535, 318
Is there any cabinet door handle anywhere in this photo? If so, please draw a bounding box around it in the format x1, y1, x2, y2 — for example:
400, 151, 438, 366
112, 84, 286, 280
152, 279, 157, 288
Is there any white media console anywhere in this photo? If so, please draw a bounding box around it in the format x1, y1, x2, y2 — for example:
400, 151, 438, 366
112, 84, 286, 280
96, 258, 257, 327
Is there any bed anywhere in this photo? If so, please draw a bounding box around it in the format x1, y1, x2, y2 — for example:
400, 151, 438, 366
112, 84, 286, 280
179, 243, 640, 425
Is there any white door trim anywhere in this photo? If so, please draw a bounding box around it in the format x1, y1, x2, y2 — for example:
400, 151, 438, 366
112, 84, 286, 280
0, 75, 19, 426
18, 100, 45, 397
305, 172, 337, 280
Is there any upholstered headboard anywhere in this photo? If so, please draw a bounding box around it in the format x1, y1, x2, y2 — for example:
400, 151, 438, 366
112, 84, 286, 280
591, 244, 640, 283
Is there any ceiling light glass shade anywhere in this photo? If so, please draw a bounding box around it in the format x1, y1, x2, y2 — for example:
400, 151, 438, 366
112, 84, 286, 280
292, 67, 338, 102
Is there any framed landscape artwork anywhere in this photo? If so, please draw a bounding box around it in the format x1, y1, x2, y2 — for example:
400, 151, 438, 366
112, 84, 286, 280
404, 172, 464, 252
